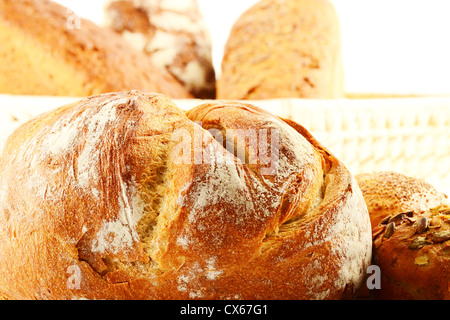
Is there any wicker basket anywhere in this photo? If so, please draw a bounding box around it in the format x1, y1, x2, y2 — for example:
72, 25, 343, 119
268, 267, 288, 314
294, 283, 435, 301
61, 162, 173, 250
279, 97, 450, 193
1, 94, 449, 194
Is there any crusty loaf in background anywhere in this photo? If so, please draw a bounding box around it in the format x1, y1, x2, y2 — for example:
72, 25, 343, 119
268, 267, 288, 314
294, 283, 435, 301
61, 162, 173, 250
356, 171, 450, 300
104, 0, 216, 99
0, 0, 191, 98
0, 90, 371, 300
217, 0, 344, 100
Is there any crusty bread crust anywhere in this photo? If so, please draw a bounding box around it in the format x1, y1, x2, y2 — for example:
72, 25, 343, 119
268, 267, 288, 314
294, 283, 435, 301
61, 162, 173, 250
357, 172, 449, 230
0, 91, 371, 300
356, 172, 450, 300
0, 0, 191, 98
217, 0, 344, 100
105, 0, 216, 99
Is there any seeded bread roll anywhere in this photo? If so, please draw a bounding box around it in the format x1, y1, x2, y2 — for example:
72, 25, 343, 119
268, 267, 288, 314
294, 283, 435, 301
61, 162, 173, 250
356, 172, 450, 300
0, 0, 191, 98
217, 0, 344, 100
104, 0, 216, 99
0, 90, 371, 300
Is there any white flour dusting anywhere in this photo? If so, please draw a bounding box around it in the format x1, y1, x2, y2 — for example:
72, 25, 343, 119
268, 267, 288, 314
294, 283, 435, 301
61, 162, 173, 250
146, 31, 181, 69
332, 182, 372, 291
77, 98, 130, 189
179, 118, 318, 229
177, 257, 223, 297
301, 178, 372, 299
171, 60, 206, 92
92, 183, 145, 254
121, 31, 147, 52
37, 95, 145, 255
176, 235, 191, 249
174, 108, 371, 299
137, 0, 206, 34
40, 97, 132, 192
156, 0, 195, 12
205, 257, 223, 281
44, 116, 84, 156
91, 219, 135, 254
105, 0, 212, 95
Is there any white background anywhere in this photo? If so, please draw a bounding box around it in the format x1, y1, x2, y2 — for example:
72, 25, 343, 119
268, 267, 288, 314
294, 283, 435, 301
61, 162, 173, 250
54, 0, 450, 96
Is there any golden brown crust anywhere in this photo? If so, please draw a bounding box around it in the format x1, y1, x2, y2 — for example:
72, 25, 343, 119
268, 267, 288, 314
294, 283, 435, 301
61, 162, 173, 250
0, 91, 371, 300
105, 0, 216, 99
356, 171, 448, 230
0, 0, 191, 98
355, 172, 450, 300
217, 0, 344, 100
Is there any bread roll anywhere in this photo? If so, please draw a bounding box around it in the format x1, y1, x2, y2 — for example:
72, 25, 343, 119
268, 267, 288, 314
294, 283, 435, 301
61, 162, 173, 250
0, 91, 371, 300
356, 172, 450, 300
104, 0, 216, 99
217, 0, 344, 100
0, 0, 191, 98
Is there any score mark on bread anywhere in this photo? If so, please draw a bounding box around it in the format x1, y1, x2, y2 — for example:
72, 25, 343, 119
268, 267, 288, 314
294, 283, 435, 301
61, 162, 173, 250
0, 91, 371, 300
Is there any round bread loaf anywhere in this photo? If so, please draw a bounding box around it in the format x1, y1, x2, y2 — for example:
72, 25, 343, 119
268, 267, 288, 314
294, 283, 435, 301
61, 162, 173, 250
0, 0, 191, 98
356, 172, 450, 300
217, 0, 344, 100
0, 91, 371, 300
104, 0, 216, 99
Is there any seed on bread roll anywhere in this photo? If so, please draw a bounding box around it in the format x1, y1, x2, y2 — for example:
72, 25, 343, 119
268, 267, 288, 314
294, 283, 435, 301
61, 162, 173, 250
0, 91, 371, 300
217, 0, 344, 100
104, 0, 216, 99
356, 171, 450, 300
0, 0, 191, 98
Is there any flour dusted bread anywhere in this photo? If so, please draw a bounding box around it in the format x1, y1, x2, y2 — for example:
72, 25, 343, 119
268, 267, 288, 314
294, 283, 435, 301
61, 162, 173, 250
356, 172, 450, 300
0, 0, 191, 98
217, 0, 344, 100
104, 0, 216, 99
0, 91, 371, 300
